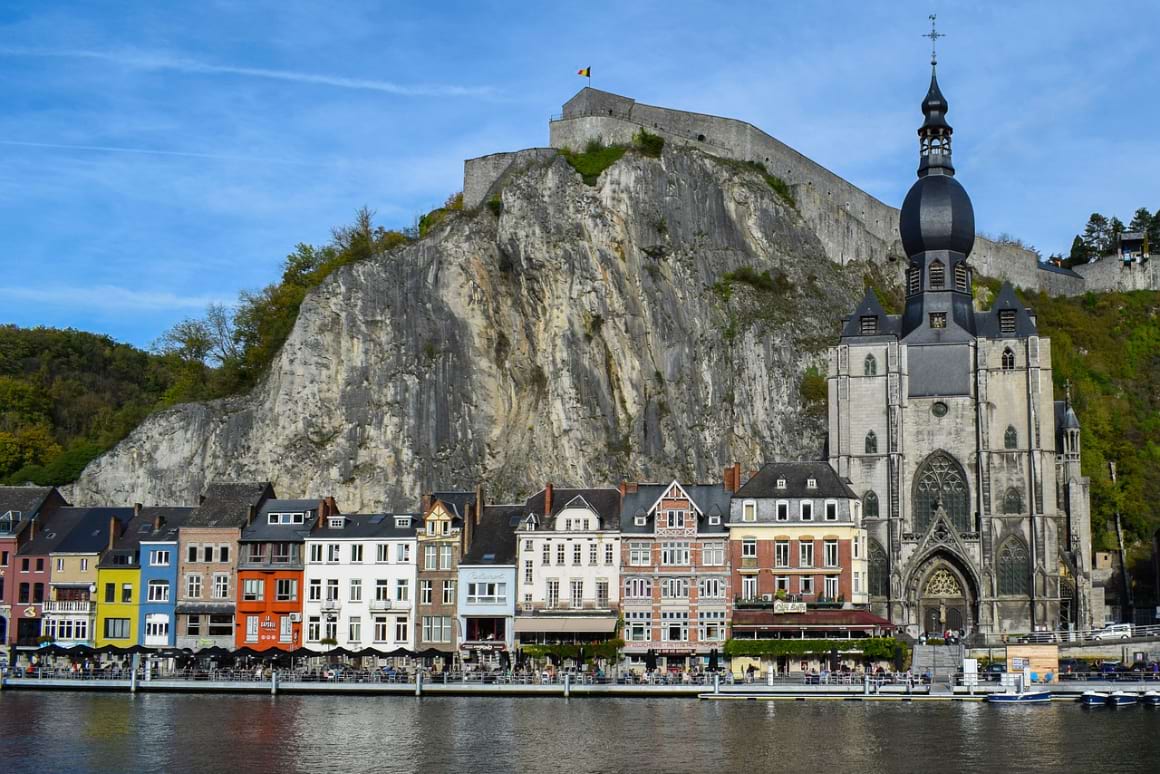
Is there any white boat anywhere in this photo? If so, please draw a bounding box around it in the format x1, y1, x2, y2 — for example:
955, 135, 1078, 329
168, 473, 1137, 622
987, 689, 1051, 704
1080, 690, 1109, 707
1108, 690, 1139, 707
1142, 691, 1160, 707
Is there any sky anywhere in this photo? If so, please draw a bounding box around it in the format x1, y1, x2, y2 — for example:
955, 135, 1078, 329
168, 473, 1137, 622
1, 0, 1157, 347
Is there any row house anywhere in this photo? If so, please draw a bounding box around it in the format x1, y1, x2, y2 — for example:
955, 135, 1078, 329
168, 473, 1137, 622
176, 482, 274, 651
236, 498, 321, 650
728, 462, 882, 645
302, 511, 418, 653
457, 504, 521, 669
136, 507, 195, 647
514, 485, 622, 647
619, 474, 737, 669
94, 507, 150, 648
416, 491, 477, 655
0, 486, 68, 646
42, 507, 134, 647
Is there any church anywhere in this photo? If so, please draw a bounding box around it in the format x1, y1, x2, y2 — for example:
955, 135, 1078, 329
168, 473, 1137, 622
826, 59, 1095, 640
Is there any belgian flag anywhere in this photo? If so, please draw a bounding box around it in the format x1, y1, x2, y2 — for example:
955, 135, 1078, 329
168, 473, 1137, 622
577, 67, 591, 77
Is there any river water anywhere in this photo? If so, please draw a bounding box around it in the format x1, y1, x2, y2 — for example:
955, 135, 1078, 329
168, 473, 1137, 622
0, 692, 1156, 773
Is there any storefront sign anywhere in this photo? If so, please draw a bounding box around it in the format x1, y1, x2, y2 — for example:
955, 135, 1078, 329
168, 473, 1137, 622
774, 600, 807, 614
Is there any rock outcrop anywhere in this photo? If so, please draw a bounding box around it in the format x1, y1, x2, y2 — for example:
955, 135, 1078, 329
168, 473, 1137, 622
70, 144, 896, 510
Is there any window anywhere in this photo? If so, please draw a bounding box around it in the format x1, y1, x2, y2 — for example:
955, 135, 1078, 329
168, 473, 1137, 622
374, 579, 390, 601
914, 451, 970, 532
666, 510, 686, 528
629, 542, 650, 566
661, 578, 689, 599
351, 544, 364, 563
424, 545, 437, 570
931, 401, 948, 417
420, 580, 432, 605
397, 544, 411, 563
442, 580, 455, 605
775, 542, 789, 567
219, 545, 230, 563
661, 611, 689, 642
147, 580, 170, 602
541, 543, 551, 565
1003, 488, 1023, 514
373, 616, 388, 642
861, 317, 878, 336
276, 579, 297, 602
870, 541, 889, 595
327, 544, 340, 563
207, 615, 233, 636
309, 579, 322, 602
1004, 425, 1018, 449
524, 560, 534, 584
104, 582, 115, 603
572, 544, 582, 566
570, 579, 583, 608
624, 577, 652, 599
999, 310, 1016, 336
21, 557, 29, 572
596, 579, 609, 607
698, 577, 725, 599
310, 544, 323, 563
242, 579, 264, 601
824, 576, 839, 598
865, 430, 878, 454
661, 542, 690, 565
326, 579, 339, 601
395, 617, 409, 643
349, 578, 362, 602
776, 479, 786, 490
587, 542, 597, 565
212, 574, 229, 599
699, 610, 726, 641
742, 501, 756, 522
55, 558, 63, 572
929, 260, 945, 289
203, 546, 214, 563
349, 617, 362, 643
929, 312, 947, 329
864, 491, 879, 518
439, 544, 453, 570
151, 550, 171, 567
800, 501, 813, 521
555, 544, 565, 566
308, 616, 321, 642
322, 617, 335, 643
604, 543, 614, 565
245, 615, 259, 642
467, 582, 506, 604
184, 615, 201, 636
800, 576, 814, 595
806, 478, 817, 490
824, 540, 839, 567
121, 583, 132, 603
776, 502, 789, 521
998, 538, 1030, 595
703, 542, 725, 566
376, 544, 390, 563
185, 574, 201, 599
1001, 347, 1015, 370
864, 353, 877, 375
33, 583, 44, 603
18, 583, 29, 604
825, 501, 838, 521
422, 616, 451, 643
145, 615, 171, 642
395, 579, 409, 602
633, 516, 647, 527
625, 611, 651, 642
546, 579, 559, 608
742, 538, 757, 559
800, 542, 814, 567
854, 571, 861, 594
742, 576, 758, 599
104, 618, 130, 639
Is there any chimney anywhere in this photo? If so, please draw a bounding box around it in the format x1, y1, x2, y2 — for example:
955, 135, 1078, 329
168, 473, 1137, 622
463, 502, 475, 553
108, 515, 119, 551
543, 483, 553, 517
722, 466, 733, 493
326, 496, 338, 516
421, 494, 432, 514
475, 484, 485, 525
153, 513, 164, 532
619, 481, 627, 497
29, 517, 37, 542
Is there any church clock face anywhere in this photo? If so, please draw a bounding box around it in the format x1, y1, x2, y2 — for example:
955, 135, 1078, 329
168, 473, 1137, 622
931, 401, 948, 417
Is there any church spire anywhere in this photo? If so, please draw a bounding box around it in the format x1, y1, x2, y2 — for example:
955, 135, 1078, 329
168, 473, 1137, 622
918, 16, 953, 176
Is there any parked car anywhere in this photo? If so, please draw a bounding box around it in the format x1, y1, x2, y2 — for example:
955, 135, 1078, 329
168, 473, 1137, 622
1017, 631, 1058, 644
1093, 623, 1134, 641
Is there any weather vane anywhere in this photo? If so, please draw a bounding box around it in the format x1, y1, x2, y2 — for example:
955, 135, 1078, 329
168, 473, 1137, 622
923, 14, 944, 67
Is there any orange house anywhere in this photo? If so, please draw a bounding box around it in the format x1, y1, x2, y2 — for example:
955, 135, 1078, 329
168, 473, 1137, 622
235, 498, 327, 650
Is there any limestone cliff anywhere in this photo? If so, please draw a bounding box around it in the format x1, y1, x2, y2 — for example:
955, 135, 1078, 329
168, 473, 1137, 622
70, 144, 892, 510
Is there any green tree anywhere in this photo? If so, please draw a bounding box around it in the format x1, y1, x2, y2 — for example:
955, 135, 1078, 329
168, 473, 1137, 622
1066, 235, 1088, 268
1081, 213, 1112, 257
1128, 207, 1152, 234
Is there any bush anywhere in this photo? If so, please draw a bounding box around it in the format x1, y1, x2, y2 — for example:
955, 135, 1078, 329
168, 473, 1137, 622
633, 129, 665, 158
561, 141, 629, 185
486, 193, 502, 216
709, 156, 796, 207
723, 637, 905, 660
800, 366, 827, 415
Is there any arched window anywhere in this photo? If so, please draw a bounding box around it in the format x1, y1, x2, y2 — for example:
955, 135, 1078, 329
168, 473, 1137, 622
868, 541, 889, 598
864, 354, 877, 376
1003, 487, 1022, 514
865, 431, 878, 454
863, 491, 879, 518
997, 537, 1030, 595
1004, 425, 1017, 449
913, 451, 970, 533
1001, 348, 1015, 370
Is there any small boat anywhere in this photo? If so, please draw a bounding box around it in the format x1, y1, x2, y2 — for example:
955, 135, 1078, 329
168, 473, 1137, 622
1142, 691, 1160, 707
1081, 691, 1109, 707
1108, 690, 1139, 707
987, 690, 1051, 704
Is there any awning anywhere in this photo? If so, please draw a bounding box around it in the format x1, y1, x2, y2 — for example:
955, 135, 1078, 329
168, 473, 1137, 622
514, 617, 617, 634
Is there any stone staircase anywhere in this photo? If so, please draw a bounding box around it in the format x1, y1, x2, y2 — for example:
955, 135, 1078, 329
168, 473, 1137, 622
912, 644, 965, 684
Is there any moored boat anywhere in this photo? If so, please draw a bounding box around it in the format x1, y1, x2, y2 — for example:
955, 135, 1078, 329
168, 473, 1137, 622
1108, 691, 1139, 707
1081, 691, 1109, 707
1142, 691, 1160, 707
987, 690, 1051, 704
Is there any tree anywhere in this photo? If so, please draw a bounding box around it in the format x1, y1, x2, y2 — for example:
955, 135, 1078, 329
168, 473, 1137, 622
1067, 235, 1089, 268
1128, 207, 1152, 234
1081, 213, 1112, 257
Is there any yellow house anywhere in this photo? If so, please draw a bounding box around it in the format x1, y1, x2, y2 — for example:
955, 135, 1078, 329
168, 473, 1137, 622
95, 564, 140, 647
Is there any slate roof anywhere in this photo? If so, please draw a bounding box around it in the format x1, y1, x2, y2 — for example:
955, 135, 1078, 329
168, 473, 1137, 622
242, 499, 320, 542
523, 487, 621, 530
620, 482, 732, 534
1053, 400, 1081, 452
308, 512, 419, 540
734, 462, 857, 500
18, 507, 135, 556
0, 486, 65, 537
973, 282, 1038, 339
430, 491, 477, 522
1038, 262, 1083, 279
188, 482, 275, 528
137, 507, 197, 543
840, 288, 902, 339
100, 507, 197, 566
462, 504, 523, 565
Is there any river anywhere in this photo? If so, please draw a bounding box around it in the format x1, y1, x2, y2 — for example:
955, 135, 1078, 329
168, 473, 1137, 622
0, 692, 1156, 773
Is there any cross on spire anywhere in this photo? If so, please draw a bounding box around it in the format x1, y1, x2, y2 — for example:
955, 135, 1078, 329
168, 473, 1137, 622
923, 14, 945, 68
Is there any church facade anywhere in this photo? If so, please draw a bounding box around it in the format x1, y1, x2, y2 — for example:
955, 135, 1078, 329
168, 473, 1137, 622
826, 63, 1094, 641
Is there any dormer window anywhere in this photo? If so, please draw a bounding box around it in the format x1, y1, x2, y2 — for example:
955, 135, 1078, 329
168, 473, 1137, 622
776, 479, 786, 490
634, 516, 647, 526
328, 517, 344, 529
708, 514, 720, 526
426, 522, 436, 536
806, 478, 817, 489
742, 502, 756, 522
394, 517, 410, 528
860, 316, 878, 335
999, 310, 1016, 336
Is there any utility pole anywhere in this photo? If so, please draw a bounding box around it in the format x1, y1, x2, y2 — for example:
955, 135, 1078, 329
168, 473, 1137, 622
1109, 462, 1134, 624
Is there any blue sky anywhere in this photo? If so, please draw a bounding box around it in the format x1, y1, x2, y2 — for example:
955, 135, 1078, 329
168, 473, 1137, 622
1, 0, 1156, 347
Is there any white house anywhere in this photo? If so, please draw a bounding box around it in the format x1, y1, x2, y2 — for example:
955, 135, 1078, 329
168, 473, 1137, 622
457, 504, 522, 669
302, 512, 418, 653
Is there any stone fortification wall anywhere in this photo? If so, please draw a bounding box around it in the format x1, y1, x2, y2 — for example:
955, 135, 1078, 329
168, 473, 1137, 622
464, 148, 558, 208
548, 89, 1046, 290
1037, 266, 1087, 297
1073, 255, 1157, 294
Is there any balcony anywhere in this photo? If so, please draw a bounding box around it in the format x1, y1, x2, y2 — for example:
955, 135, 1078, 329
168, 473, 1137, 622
369, 599, 396, 611
520, 600, 612, 613
321, 600, 341, 613
43, 600, 94, 614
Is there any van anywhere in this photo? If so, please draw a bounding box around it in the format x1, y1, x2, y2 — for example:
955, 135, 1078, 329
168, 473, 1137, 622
1093, 623, 1133, 641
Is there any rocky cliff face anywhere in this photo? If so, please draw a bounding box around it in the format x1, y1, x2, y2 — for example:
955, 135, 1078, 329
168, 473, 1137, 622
70, 145, 896, 510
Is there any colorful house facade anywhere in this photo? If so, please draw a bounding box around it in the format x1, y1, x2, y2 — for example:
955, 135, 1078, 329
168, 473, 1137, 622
457, 503, 521, 668
0, 486, 67, 646
137, 507, 195, 647
416, 491, 476, 656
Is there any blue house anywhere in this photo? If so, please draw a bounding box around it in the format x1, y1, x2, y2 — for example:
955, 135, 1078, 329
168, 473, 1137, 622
137, 507, 195, 647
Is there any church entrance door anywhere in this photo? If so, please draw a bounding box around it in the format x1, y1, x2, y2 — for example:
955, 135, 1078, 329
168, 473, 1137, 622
919, 567, 969, 636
